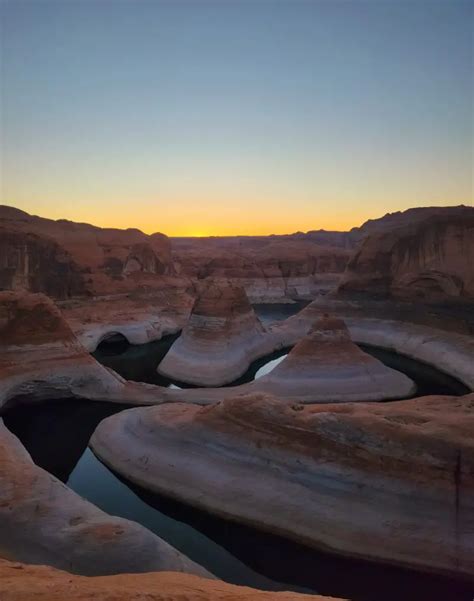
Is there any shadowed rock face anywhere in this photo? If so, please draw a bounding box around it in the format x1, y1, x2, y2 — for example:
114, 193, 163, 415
158, 279, 274, 386
0, 559, 339, 601
338, 211, 474, 302
0, 421, 209, 577
0, 205, 175, 297
90, 392, 474, 581
0, 228, 87, 299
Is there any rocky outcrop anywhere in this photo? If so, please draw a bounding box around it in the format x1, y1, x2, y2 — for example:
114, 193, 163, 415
173, 239, 350, 302
0, 559, 340, 601
0, 421, 207, 576
60, 285, 194, 352
158, 279, 274, 386
0, 227, 87, 299
91, 392, 474, 581
273, 298, 474, 390
0, 205, 177, 298
0, 291, 170, 410
338, 210, 474, 302
248, 316, 416, 402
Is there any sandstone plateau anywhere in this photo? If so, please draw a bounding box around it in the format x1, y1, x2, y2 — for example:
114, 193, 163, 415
91, 392, 474, 581
0, 559, 342, 601
158, 278, 274, 386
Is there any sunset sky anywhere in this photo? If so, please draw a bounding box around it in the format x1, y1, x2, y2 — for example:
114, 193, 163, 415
1, 0, 472, 236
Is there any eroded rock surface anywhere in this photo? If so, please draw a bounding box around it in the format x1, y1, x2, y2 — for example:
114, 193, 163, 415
0, 559, 340, 601
0, 205, 175, 296
0, 291, 168, 409
158, 279, 274, 386
0, 421, 208, 576
338, 210, 474, 302
248, 316, 416, 402
91, 392, 474, 581
173, 239, 350, 302
273, 298, 474, 390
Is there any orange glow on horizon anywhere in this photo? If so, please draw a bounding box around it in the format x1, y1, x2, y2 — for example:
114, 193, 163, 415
2, 198, 471, 238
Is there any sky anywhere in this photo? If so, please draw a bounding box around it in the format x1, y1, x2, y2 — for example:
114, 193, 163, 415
0, 0, 472, 236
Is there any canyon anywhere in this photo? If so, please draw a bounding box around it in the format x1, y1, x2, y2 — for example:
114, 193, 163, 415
0, 203, 473, 600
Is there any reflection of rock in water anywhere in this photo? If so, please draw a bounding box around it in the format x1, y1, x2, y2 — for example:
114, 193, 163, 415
122, 475, 474, 601
3, 399, 128, 482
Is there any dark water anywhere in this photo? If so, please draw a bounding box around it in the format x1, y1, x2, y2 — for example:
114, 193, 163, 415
4, 397, 473, 601
2, 302, 472, 600
91, 302, 306, 388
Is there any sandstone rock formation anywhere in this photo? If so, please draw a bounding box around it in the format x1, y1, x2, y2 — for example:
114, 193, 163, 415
0, 420, 207, 576
248, 315, 416, 402
338, 210, 474, 302
0, 205, 195, 349
272, 298, 474, 390
0, 227, 87, 299
91, 392, 474, 581
0, 205, 175, 297
158, 279, 274, 386
173, 239, 350, 302
0, 559, 340, 601
0, 291, 168, 410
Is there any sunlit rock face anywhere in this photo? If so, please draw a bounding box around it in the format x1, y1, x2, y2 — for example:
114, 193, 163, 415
91, 392, 474, 582
338, 208, 474, 302
0, 421, 209, 577
250, 315, 416, 402
158, 278, 274, 386
0, 559, 339, 601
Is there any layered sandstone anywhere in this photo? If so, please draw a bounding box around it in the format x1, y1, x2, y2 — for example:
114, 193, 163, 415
158, 279, 274, 386
0, 559, 340, 601
248, 316, 416, 402
0, 291, 168, 409
173, 239, 350, 302
0, 205, 175, 297
0, 421, 207, 576
338, 210, 474, 302
272, 298, 474, 390
91, 392, 474, 581
0, 205, 195, 349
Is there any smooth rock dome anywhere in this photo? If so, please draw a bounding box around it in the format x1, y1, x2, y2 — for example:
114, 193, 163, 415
157, 278, 274, 386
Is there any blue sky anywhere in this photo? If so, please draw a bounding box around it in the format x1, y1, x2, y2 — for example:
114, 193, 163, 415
1, 0, 472, 235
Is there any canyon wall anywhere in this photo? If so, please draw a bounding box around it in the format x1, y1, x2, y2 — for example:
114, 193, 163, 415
338, 209, 474, 302
0, 206, 176, 297
173, 239, 350, 302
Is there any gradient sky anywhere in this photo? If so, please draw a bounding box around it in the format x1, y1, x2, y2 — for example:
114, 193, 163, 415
1, 0, 472, 236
